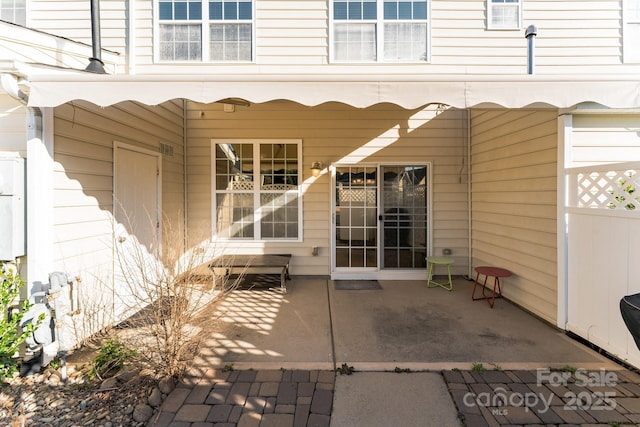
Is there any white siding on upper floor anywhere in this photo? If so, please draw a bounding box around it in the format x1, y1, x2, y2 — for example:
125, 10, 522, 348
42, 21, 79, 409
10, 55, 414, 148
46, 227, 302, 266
255, 1, 329, 65
126, 0, 638, 75
21, 0, 640, 75
0, 21, 120, 73
525, 1, 624, 72
470, 109, 558, 324
29, 0, 127, 56
186, 101, 468, 277
132, 0, 154, 72
569, 114, 640, 166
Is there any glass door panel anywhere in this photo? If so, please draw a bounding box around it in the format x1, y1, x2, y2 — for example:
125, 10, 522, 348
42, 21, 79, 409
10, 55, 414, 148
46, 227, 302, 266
334, 166, 378, 269
381, 165, 428, 269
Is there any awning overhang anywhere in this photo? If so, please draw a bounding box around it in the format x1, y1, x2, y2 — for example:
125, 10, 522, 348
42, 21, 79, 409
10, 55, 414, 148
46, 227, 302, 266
25, 73, 640, 110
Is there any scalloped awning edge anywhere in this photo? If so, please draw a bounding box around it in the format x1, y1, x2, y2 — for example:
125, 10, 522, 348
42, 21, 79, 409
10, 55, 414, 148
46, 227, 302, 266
25, 74, 640, 109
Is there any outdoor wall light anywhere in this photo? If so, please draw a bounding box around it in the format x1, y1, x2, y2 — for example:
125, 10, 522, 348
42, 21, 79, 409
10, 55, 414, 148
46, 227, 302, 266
310, 161, 323, 177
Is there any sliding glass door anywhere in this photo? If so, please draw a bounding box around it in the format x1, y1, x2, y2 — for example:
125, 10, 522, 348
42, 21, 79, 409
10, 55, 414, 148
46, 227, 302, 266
332, 164, 430, 278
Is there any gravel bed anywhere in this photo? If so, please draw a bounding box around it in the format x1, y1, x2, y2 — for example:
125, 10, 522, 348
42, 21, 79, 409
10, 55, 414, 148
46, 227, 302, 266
0, 364, 171, 427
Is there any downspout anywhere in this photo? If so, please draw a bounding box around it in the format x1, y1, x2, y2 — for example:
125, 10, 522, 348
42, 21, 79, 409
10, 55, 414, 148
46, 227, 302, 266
466, 109, 472, 279
183, 100, 188, 252
86, 0, 106, 74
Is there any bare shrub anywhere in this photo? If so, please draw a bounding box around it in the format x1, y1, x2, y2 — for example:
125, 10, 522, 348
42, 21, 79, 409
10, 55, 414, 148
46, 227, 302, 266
111, 211, 244, 379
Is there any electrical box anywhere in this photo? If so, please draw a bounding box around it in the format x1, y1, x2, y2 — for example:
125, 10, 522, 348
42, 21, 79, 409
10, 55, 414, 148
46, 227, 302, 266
0, 153, 26, 260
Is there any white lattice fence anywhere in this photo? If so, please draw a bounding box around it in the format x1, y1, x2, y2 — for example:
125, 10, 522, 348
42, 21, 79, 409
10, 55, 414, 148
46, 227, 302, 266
338, 188, 377, 205
566, 161, 640, 369
568, 162, 640, 211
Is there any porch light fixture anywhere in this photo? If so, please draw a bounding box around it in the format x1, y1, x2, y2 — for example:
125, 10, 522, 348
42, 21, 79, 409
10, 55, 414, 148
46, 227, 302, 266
310, 162, 323, 177
218, 98, 251, 107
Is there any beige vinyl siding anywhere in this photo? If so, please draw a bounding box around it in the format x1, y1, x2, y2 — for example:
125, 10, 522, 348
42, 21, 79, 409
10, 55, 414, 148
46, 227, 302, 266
29, 0, 127, 54
433, 0, 626, 73
0, 21, 120, 72
255, 1, 328, 64
134, 0, 331, 69
186, 101, 468, 276
570, 114, 640, 166
23, 0, 640, 74
124, 0, 640, 75
51, 100, 185, 342
470, 109, 558, 324
432, 0, 526, 70
132, 0, 154, 69
526, 1, 623, 72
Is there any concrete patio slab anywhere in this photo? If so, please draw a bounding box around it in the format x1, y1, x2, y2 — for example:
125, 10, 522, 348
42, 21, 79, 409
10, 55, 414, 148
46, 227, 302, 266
194, 277, 615, 371
152, 277, 640, 427
329, 279, 613, 370
191, 279, 334, 371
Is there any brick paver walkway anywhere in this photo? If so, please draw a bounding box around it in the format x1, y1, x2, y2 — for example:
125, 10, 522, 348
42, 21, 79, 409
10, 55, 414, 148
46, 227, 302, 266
148, 369, 334, 427
147, 367, 640, 426
444, 368, 640, 426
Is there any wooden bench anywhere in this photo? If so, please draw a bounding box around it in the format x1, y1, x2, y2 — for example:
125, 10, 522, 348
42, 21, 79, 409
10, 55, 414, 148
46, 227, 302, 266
208, 254, 292, 293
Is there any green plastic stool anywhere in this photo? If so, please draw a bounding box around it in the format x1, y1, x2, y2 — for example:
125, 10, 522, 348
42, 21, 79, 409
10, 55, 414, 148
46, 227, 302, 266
426, 256, 454, 291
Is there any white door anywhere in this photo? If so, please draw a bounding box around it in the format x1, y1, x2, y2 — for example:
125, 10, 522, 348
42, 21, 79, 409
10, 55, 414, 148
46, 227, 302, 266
331, 164, 430, 280
114, 143, 161, 253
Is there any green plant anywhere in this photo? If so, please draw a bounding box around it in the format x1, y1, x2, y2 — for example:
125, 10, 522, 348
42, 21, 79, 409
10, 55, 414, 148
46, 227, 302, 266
336, 363, 354, 375
90, 339, 136, 379
394, 367, 412, 373
559, 365, 577, 373
607, 175, 638, 211
471, 363, 486, 373
0, 264, 43, 383
48, 356, 62, 371
223, 364, 235, 372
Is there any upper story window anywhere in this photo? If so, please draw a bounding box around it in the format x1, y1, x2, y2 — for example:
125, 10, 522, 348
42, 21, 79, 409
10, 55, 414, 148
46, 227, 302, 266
157, 0, 253, 62
1, 0, 26, 25
331, 0, 429, 63
487, 0, 522, 30
624, 0, 640, 62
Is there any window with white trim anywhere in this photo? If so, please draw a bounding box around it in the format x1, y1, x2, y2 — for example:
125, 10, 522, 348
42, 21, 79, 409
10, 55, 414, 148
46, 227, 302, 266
157, 0, 253, 62
624, 0, 640, 62
1, 0, 26, 25
331, 0, 429, 62
487, 0, 522, 30
212, 140, 302, 240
